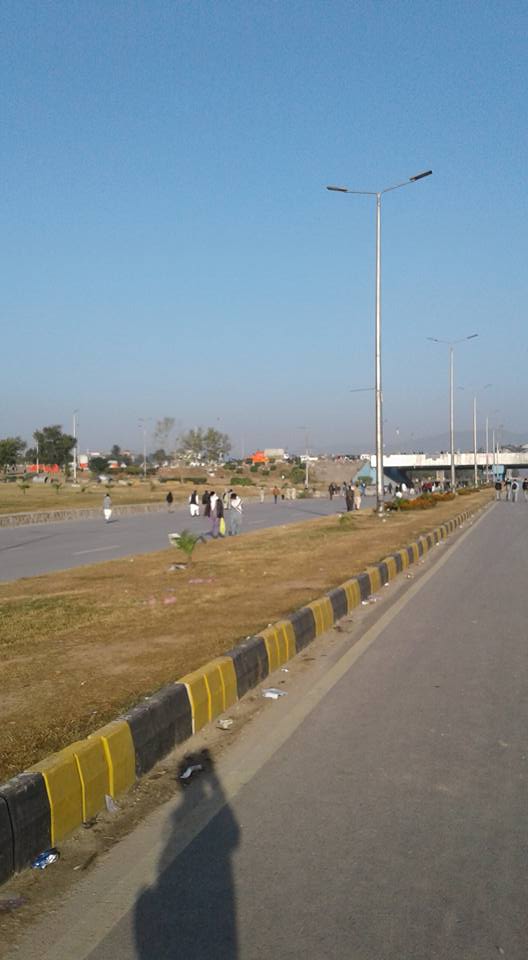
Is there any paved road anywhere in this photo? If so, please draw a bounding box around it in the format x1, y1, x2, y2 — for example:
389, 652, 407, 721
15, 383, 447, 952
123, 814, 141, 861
9, 500, 528, 959
0, 495, 361, 582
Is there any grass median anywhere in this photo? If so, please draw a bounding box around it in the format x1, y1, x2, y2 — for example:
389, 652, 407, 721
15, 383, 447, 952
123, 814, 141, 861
0, 490, 491, 781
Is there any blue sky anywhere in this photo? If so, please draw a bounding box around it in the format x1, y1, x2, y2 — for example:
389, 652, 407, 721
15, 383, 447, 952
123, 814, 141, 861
1, 0, 526, 456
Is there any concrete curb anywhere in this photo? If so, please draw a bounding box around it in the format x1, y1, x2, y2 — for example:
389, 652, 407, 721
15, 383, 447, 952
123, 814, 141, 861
0, 507, 477, 884
0, 502, 173, 527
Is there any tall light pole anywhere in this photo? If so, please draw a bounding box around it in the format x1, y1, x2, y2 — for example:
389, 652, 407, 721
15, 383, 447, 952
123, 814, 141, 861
427, 334, 478, 490
328, 170, 432, 515
138, 418, 151, 480
459, 384, 491, 487
298, 427, 310, 488
72, 410, 79, 483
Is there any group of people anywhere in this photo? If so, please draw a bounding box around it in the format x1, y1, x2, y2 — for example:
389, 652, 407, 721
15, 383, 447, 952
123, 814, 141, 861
494, 478, 528, 502
328, 481, 364, 510
187, 488, 243, 536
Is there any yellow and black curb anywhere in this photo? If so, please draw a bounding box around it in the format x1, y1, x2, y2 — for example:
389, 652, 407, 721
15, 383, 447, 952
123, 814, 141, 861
0, 509, 474, 885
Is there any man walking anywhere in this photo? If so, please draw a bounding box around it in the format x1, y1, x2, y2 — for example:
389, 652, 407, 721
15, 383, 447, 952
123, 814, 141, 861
189, 490, 200, 517
166, 490, 174, 512
103, 492, 112, 522
228, 492, 243, 535
511, 478, 519, 503
523, 478, 528, 502
494, 479, 502, 501
272, 485, 280, 504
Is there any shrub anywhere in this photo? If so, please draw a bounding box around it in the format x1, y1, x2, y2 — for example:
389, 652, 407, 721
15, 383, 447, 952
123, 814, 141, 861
269, 464, 277, 471
290, 466, 306, 484
261, 469, 270, 476
249, 464, 259, 473
183, 476, 207, 484
230, 476, 255, 486
457, 486, 478, 496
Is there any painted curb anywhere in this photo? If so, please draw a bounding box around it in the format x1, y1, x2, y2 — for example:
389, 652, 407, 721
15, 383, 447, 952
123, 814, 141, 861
0, 507, 477, 883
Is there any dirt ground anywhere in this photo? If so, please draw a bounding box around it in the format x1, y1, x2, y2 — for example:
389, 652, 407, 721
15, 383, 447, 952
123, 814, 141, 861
0, 490, 491, 782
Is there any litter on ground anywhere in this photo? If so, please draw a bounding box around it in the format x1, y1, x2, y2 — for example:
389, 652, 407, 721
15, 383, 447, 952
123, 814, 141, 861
217, 718, 234, 730
105, 794, 119, 814
179, 763, 203, 781
31, 849, 60, 870
262, 688, 288, 700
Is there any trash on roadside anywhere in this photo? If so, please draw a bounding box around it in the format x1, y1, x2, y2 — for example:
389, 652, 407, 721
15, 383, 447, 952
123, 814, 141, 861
31, 849, 60, 871
169, 563, 186, 571
406, 573, 414, 579
368, 596, 379, 603
163, 596, 177, 605
188, 578, 215, 585
74, 852, 98, 872
0, 895, 27, 912
179, 763, 203, 782
384, 582, 390, 587
262, 688, 288, 699
361, 600, 369, 606
281, 667, 289, 673
105, 794, 119, 814
217, 718, 234, 730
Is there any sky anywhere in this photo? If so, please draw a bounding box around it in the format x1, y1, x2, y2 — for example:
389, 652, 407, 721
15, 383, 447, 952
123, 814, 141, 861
1, 0, 527, 457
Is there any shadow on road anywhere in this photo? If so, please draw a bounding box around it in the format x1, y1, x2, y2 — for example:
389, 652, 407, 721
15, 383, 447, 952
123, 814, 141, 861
134, 750, 240, 959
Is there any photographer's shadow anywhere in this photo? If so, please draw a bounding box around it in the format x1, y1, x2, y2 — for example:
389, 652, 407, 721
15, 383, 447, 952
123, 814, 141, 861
134, 750, 240, 959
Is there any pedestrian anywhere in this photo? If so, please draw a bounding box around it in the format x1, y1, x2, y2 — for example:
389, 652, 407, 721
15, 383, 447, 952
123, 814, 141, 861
354, 484, 362, 510
328, 483, 334, 501
345, 484, 354, 512
166, 490, 174, 512
494, 479, 502, 501
272, 485, 280, 504
511, 479, 519, 503
103, 492, 112, 522
388, 482, 393, 496
228, 492, 243, 535
259, 487, 265, 503
209, 490, 218, 516
211, 494, 224, 538
523, 478, 528, 502
189, 489, 200, 517
202, 489, 211, 518
505, 479, 511, 501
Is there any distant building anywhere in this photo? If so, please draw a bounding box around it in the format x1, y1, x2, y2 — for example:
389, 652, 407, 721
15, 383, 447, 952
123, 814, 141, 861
251, 450, 268, 464
264, 448, 286, 460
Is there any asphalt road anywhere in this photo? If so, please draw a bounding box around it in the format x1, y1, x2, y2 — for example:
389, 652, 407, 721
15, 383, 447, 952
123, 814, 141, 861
9, 500, 528, 959
0, 495, 359, 582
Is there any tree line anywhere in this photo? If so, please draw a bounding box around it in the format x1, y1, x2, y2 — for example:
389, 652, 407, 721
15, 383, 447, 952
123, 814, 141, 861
0, 423, 232, 471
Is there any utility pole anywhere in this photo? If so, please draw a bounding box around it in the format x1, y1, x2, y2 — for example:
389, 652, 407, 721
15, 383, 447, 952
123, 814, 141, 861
473, 395, 478, 487
72, 410, 78, 483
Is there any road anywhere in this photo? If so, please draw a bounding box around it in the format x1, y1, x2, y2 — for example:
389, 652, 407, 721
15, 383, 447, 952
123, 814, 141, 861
8, 500, 528, 959
0, 495, 359, 582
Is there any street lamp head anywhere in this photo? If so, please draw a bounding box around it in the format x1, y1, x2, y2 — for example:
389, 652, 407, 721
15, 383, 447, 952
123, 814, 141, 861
326, 185, 349, 192
409, 170, 433, 182
467, 333, 479, 340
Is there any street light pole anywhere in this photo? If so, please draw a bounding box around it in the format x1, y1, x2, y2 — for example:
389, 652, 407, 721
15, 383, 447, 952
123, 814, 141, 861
72, 410, 78, 484
327, 170, 432, 515
473, 395, 478, 487
138, 418, 150, 480
485, 415, 489, 482
427, 334, 478, 491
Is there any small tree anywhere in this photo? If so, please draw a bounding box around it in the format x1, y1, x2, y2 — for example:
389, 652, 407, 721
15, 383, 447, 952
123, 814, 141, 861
169, 529, 201, 563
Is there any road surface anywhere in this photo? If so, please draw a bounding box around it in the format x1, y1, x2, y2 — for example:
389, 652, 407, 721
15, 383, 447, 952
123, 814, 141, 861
8, 500, 528, 959
0, 495, 360, 582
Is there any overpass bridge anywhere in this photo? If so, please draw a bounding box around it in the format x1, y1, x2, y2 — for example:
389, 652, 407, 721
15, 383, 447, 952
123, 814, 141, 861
369, 451, 528, 475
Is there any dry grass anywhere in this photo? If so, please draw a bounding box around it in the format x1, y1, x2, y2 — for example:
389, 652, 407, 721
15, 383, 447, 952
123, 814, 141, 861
0, 478, 265, 515
0, 491, 491, 781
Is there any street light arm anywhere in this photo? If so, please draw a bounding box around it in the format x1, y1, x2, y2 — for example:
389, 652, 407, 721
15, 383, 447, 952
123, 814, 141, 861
326, 186, 377, 196
381, 170, 433, 194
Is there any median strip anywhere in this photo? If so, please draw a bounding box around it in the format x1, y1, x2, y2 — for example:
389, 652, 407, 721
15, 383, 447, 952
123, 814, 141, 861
0, 505, 481, 885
